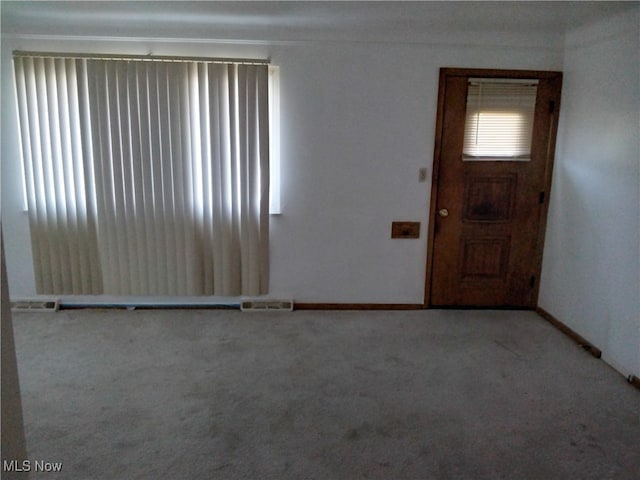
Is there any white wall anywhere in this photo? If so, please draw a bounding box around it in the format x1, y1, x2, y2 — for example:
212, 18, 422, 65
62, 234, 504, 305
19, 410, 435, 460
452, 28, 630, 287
271, 41, 563, 303
1, 232, 29, 477
539, 8, 640, 377
1, 30, 563, 304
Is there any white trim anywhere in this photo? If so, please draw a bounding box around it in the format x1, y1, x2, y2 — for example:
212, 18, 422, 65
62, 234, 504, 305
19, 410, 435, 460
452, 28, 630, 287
268, 65, 281, 215
1, 32, 564, 51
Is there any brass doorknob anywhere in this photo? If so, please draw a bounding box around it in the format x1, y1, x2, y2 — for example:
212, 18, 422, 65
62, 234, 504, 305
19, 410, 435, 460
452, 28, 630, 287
438, 208, 449, 217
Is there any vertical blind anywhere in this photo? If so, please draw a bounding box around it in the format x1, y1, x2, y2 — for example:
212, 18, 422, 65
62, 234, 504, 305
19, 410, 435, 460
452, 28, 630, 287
463, 79, 538, 160
13, 54, 270, 296
14, 57, 103, 294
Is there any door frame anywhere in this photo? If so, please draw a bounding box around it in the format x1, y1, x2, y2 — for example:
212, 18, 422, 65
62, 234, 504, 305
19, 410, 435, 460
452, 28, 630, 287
424, 67, 562, 307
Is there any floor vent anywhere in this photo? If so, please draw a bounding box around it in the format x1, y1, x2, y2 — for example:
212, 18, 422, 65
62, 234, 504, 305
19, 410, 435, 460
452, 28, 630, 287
11, 299, 59, 312
240, 300, 294, 312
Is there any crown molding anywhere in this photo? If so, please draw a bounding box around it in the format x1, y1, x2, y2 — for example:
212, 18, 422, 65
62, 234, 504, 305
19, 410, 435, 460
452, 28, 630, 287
1, 31, 563, 52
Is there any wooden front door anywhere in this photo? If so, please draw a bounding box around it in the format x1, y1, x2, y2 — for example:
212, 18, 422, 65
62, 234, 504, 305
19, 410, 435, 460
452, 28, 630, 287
427, 68, 562, 307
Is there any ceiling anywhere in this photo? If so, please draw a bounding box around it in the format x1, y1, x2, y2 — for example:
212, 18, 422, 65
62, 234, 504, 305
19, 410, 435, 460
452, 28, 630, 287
2, 1, 636, 43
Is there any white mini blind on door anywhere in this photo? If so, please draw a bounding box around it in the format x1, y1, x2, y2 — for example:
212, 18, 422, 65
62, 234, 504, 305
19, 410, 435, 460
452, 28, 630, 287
463, 79, 538, 160
14, 53, 270, 296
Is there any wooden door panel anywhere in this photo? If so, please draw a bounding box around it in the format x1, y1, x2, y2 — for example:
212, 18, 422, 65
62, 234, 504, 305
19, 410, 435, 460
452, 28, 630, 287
427, 69, 562, 308
463, 174, 516, 222
459, 236, 510, 280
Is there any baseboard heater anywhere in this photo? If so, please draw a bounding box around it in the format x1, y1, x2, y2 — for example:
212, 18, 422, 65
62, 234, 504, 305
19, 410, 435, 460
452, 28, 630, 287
11, 299, 59, 312
12, 298, 294, 312
58, 302, 241, 310
240, 300, 294, 312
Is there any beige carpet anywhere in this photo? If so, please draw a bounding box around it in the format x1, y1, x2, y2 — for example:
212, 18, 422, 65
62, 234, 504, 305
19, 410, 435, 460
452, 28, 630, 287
11, 308, 640, 479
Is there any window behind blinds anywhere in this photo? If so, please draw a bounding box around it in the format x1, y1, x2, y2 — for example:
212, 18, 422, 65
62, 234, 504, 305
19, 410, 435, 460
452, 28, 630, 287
14, 54, 271, 296
463, 78, 539, 161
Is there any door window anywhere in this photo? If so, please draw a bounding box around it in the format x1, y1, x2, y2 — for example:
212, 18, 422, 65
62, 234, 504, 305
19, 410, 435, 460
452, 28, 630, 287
463, 78, 538, 161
